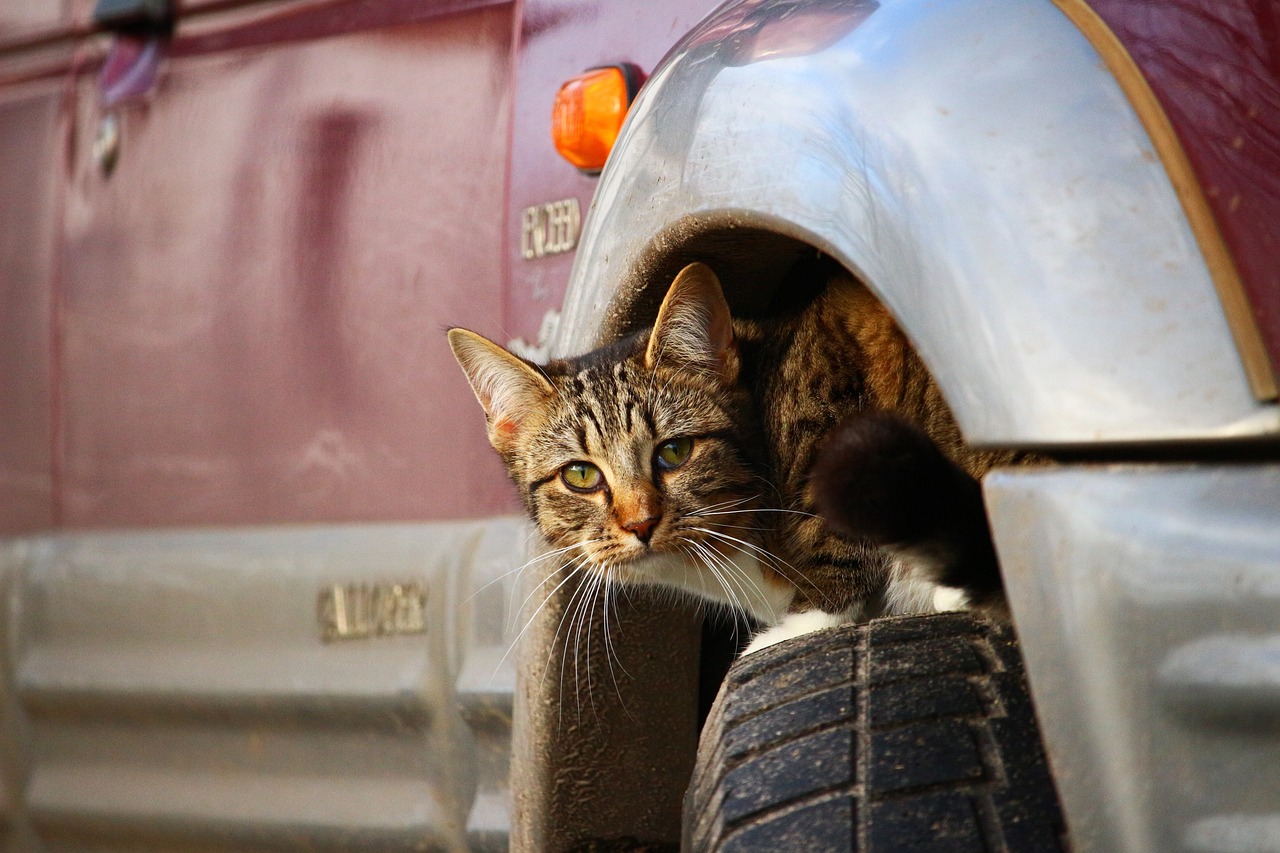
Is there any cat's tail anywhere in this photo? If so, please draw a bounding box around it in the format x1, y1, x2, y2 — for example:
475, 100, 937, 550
809, 411, 1007, 616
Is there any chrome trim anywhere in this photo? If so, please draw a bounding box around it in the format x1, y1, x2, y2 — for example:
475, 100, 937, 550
988, 466, 1280, 853
0, 519, 521, 850
558, 0, 1279, 446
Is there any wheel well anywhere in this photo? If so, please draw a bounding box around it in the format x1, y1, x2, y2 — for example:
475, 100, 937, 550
600, 225, 840, 341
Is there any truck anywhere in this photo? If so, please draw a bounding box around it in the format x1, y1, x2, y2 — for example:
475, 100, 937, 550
2, 0, 1277, 850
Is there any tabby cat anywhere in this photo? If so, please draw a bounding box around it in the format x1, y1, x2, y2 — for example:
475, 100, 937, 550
448, 262, 1007, 653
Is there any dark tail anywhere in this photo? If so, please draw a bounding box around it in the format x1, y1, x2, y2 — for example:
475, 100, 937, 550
809, 411, 1006, 614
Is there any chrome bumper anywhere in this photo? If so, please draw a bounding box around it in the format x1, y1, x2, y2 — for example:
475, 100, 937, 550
989, 465, 1280, 853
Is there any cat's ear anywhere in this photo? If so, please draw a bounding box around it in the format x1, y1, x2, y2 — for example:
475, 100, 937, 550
645, 262, 739, 383
448, 328, 555, 449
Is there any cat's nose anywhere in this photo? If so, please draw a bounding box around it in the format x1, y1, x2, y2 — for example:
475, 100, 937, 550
622, 514, 661, 544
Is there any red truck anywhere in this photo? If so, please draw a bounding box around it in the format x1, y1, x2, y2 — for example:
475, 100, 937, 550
2, 0, 1278, 850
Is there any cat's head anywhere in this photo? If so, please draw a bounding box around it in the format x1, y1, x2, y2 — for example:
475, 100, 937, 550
448, 263, 763, 589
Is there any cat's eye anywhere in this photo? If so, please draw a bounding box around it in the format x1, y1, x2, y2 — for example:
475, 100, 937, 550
655, 437, 694, 470
561, 462, 604, 492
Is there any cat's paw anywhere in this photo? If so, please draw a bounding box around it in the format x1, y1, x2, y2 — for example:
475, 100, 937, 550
931, 585, 969, 612
742, 610, 848, 656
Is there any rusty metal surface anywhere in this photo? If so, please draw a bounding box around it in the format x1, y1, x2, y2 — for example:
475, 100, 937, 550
510, 575, 703, 852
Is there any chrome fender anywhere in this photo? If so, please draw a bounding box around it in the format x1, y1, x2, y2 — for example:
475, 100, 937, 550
558, 0, 1279, 448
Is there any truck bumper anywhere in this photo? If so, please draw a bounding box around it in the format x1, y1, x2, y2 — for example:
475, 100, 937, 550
989, 464, 1280, 853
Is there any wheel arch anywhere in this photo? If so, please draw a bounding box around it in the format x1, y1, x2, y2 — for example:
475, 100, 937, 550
558, 0, 1279, 449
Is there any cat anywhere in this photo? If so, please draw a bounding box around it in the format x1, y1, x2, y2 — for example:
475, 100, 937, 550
448, 261, 1011, 654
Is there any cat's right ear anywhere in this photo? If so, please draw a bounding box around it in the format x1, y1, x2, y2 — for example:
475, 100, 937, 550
645, 262, 739, 383
447, 328, 555, 450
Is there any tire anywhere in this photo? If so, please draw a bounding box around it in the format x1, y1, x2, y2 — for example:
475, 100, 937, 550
683, 612, 1067, 852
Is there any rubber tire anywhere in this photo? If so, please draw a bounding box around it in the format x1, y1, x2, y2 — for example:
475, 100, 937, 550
683, 612, 1067, 852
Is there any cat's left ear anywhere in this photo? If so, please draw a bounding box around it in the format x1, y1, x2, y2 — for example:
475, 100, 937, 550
645, 262, 739, 384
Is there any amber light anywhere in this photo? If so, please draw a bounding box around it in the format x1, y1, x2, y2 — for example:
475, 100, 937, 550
552, 65, 642, 173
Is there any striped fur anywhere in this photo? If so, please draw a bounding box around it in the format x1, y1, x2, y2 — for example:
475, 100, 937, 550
449, 262, 1011, 646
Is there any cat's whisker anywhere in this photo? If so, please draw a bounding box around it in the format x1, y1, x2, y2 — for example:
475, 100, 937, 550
550, 561, 596, 691
494, 556, 593, 685
749, 472, 787, 505
686, 539, 757, 619
692, 526, 791, 572
694, 524, 841, 613
689, 537, 776, 621
588, 569, 617, 721
697, 526, 840, 612
698, 519, 770, 533
681, 543, 735, 616
569, 571, 595, 721
681, 541, 733, 609
504, 546, 602, 667
506, 545, 602, 635
691, 494, 761, 515
598, 570, 634, 715
600, 570, 633, 681
580, 568, 607, 721
548, 566, 595, 717
701, 506, 822, 520
467, 538, 595, 611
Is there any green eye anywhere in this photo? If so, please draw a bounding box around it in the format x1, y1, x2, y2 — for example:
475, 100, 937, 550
561, 462, 604, 492
655, 437, 694, 470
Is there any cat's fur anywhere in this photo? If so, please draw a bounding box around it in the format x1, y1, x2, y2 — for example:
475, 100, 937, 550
448, 262, 1009, 653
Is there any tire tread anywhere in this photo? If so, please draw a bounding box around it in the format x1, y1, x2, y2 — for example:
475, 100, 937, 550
684, 613, 1067, 852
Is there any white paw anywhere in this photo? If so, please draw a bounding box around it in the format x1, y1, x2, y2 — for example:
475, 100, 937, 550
932, 585, 969, 612
742, 610, 848, 656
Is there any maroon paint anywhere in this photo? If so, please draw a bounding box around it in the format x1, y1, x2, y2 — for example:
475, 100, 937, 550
57, 3, 518, 527
505, 0, 724, 348
1087, 0, 1280, 378
8, 0, 1275, 534
0, 1, 70, 46
0, 83, 63, 534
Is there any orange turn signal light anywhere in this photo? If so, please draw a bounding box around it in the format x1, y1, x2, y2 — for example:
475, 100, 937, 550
552, 64, 644, 173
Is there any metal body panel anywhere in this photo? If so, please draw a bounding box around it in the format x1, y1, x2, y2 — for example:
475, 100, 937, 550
0, 0, 71, 48
0, 518, 521, 850
0, 82, 62, 535
1089, 0, 1280, 380
560, 0, 1278, 447
59, 1, 517, 527
988, 467, 1280, 853
504, 0, 724, 352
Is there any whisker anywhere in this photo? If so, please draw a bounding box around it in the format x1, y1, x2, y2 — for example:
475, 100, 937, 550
690, 494, 761, 516
701, 507, 821, 520
599, 569, 634, 717
695, 526, 839, 611
680, 541, 731, 608
466, 538, 595, 613
691, 537, 776, 620
688, 539, 761, 618
692, 526, 790, 571
508, 546, 600, 634
494, 556, 591, 681
550, 561, 600, 716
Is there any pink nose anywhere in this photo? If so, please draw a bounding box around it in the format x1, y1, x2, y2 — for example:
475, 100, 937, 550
622, 514, 661, 543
